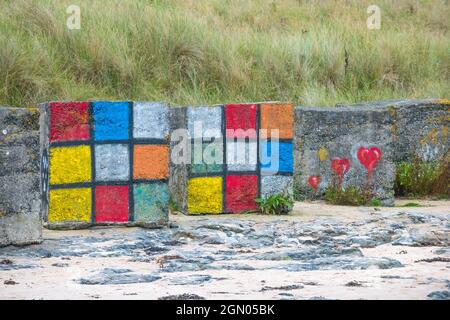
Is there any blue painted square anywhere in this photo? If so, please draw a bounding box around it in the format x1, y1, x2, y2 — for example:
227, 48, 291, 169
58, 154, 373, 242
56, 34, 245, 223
133, 182, 169, 223
260, 141, 293, 174
93, 102, 129, 141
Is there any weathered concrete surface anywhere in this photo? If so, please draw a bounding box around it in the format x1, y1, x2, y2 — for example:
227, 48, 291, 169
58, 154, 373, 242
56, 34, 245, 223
168, 106, 189, 213
294, 104, 395, 205
0, 106, 42, 246
133, 102, 169, 140
0, 200, 448, 299
95, 144, 129, 181
346, 99, 450, 162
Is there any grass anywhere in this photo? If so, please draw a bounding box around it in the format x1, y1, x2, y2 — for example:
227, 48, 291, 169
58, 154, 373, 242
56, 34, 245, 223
0, 0, 448, 108
394, 154, 450, 198
256, 194, 294, 215
324, 185, 375, 206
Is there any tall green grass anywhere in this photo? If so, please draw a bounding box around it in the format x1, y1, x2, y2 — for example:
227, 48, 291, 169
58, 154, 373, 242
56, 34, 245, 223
0, 0, 448, 107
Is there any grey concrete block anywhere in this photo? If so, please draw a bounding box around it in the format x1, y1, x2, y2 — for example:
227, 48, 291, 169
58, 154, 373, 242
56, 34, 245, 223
0, 106, 42, 246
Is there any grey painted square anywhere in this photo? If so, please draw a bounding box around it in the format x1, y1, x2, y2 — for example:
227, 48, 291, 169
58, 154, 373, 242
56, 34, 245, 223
226, 140, 257, 171
187, 106, 222, 139
95, 144, 130, 181
261, 175, 293, 198
133, 102, 169, 140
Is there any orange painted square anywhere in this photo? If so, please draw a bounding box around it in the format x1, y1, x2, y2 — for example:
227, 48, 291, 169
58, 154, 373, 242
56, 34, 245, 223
260, 103, 294, 139
133, 145, 169, 179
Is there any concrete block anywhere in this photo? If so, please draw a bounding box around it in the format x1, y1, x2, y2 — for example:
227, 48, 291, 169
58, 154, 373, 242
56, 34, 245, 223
0, 106, 42, 246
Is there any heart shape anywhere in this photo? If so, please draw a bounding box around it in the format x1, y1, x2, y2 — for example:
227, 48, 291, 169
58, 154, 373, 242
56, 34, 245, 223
357, 147, 382, 177
331, 158, 350, 186
308, 175, 321, 192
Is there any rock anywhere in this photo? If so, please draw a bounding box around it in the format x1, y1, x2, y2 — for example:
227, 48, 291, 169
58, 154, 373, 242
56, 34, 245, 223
169, 274, 213, 285
427, 291, 450, 300
77, 268, 161, 285
51, 263, 69, 267
345, 280, 364, 287
261, 284, 304, 291
158, 293, 205, 300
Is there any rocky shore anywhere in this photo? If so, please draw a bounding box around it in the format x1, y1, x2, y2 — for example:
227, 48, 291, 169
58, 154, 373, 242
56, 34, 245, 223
0, 200, 448, 300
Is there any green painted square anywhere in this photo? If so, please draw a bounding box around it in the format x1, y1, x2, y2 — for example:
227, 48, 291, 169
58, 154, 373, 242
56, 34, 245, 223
133, 183, 169, 223
191, 142, 223, 174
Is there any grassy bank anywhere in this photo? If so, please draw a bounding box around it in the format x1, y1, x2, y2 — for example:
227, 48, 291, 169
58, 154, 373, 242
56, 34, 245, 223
0, 0, 449, 107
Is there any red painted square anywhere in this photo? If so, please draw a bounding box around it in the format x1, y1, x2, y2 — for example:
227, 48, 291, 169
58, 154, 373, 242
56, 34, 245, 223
50, 102, 90, 142
226, 175, 258, 213
95, 186, 129, 222
225, 104, 257, 138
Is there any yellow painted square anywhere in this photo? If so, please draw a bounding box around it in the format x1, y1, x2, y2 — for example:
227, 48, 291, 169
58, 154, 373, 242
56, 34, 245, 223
187, 177, 223, 214
50, 146, 91, 184
48, 188, 91, 222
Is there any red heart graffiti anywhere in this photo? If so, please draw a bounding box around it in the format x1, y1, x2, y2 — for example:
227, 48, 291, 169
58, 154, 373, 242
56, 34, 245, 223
308, 175, 321, 192
357, 147, 382, 178
331, 158, 350, 186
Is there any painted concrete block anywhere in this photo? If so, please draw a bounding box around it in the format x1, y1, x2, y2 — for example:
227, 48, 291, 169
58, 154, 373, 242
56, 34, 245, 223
225, 104, 257, 138
134, 182, 169, 222
48, 188, 92, 223
49, 145, 91, 184
50, 102, 90, 142
133, 144, 169, 180
95, 185, 129, 223
260, 103, 294, 139
191, 142, 223, 174
225, 175, 258, 212
95, 144, 129, 181
187, 177, 223, 214
261, 175, 293, 198
41, 101, 170, 228
260, 141, 293, 174
187, 106, 222, 139
226, 140, 257, 172
93, 101, 129, 141
133, 102, 169, 140
293, 105, 395, 204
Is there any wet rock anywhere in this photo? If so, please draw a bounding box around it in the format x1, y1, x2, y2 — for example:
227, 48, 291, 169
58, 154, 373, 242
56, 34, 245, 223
345, 280, 364, 287
159, 293, 206, 300
261, 284, 304, 291
434, 248, 450, 255
414, 257, 450, 263
277, 256, 403, 272
77, 268, 160, 285
51, 263, 69, 267
0, 262, 40, 271
0, 258, 13, 265
169, 274, 213, 285
196, 222, 250, 234
427, 291, 450, 300
144, 246, 169, 256
380, 275, 414, 279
